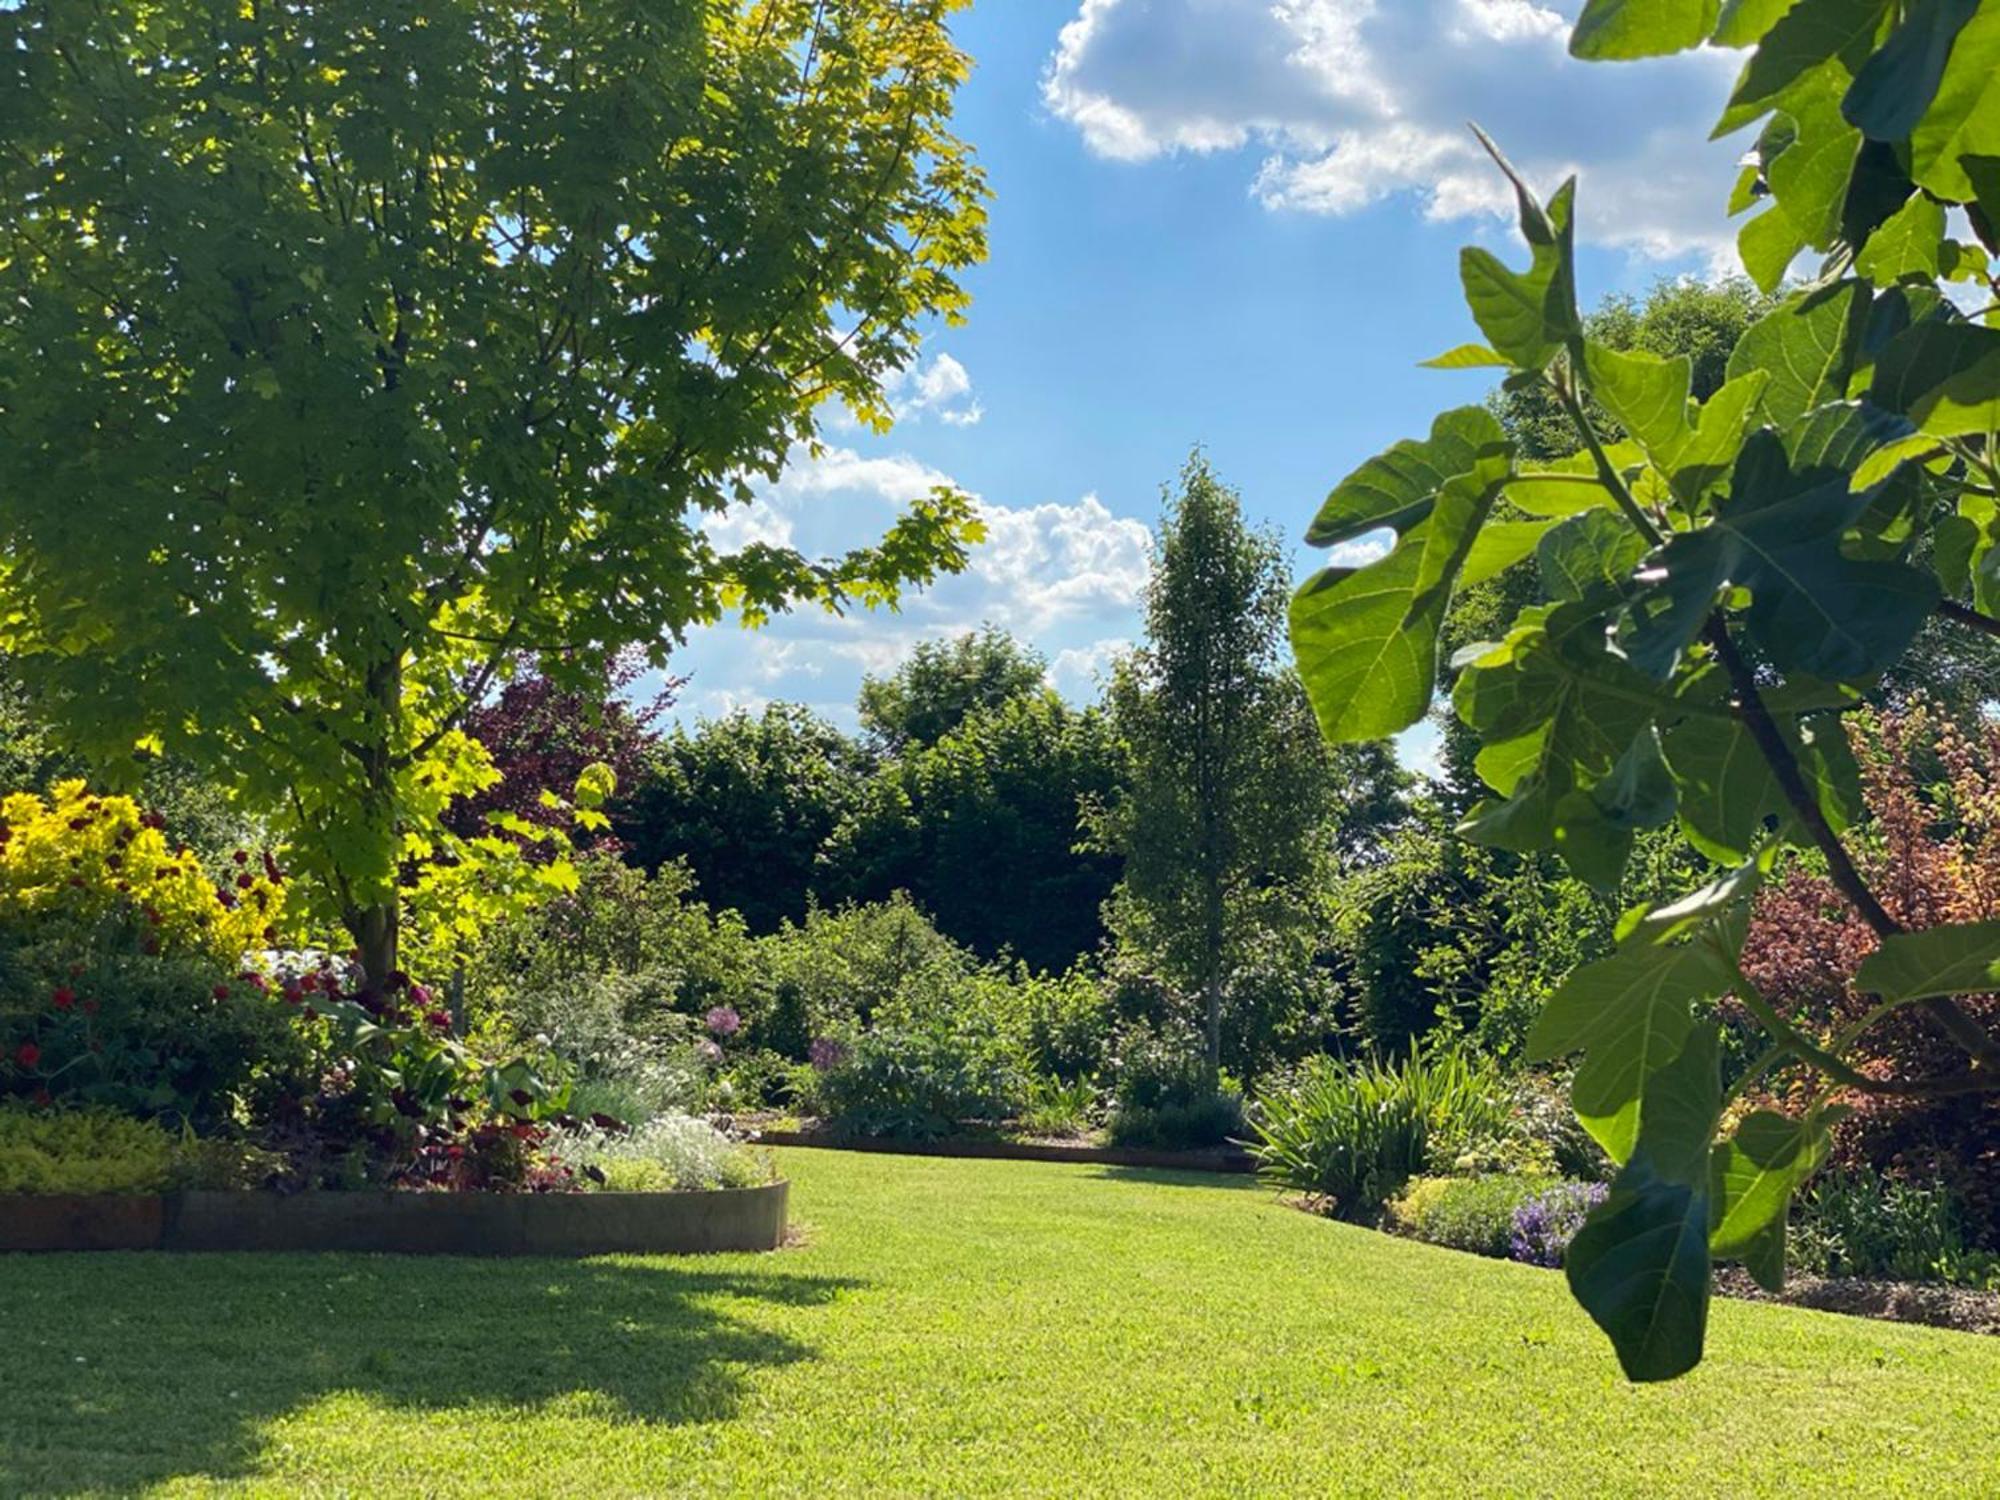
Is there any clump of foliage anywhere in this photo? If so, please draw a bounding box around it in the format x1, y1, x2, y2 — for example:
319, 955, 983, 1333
1292, 0, 2000, 1379
857, 625, 1050, 755
1248, 1045, 1514, 1216
1740, 701, 2000, 1245
1791, 1168, 1997, 1287
1387, 1173, 1558, 1259
0, 1105, 176, 1194
549, 1112, 770, 1193
1509, 1181, 1610, 1269
0, 783, 308, 1126
1103, 1023, 1246, 1150
812, 1018, 1027, 1141
0, 0, 989, 988
619, 705, 874, 934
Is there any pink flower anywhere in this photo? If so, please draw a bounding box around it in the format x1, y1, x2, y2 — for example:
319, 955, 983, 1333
51, 987, 75, 1011
705, 1005, 741, 1038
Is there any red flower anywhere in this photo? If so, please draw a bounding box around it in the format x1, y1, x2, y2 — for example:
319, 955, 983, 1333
232, 849, 249, 865
425, 1009, 451, 1030
13, 1041, 41, 1070
51, 987, 74, 1011
235, 873, 253, 890
212, 984, 230, 1001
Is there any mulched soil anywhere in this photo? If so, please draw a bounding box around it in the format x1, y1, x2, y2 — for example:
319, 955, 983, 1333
1712, 1265, 2000, 1337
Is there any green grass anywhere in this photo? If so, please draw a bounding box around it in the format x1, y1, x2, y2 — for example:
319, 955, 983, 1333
3, 1150, 1995, 1497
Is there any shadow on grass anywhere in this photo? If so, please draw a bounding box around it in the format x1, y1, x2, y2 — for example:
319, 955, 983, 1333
1082, 1164, 1266, 1191
0, 1252, 863, 1496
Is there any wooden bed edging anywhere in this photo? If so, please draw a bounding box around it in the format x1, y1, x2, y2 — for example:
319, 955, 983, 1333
0, 1179, 788, 1255
757, 1129, 1258, 1174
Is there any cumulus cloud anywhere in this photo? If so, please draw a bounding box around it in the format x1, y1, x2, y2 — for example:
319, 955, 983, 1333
673, 447, 1154, 722
1043, 0, 1743, 263
885, 352, 985, 427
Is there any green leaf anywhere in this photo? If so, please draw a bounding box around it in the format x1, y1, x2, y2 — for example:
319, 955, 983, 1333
1738, 201, 1809, 294
1854, 920, 2000, 999
1504, 467, 1616, 518
1726, 281, 1871, 427
1871, 319, 2000, 439
1566, 1025, 1721, 1382
1293, 414, 1515, 742
1723, 0, 1889, 124
1458, 152, 1579, 371
1908, 6, 2000, 199
1461, 520, 1557, 587
1782, 399, 1924, 482
1571, 0, 1719, 58
1763, 71, 1862, 248
1528, 941, 1730, 1163
1716, 0, 1803, 47
1853, 193, 1947, 283
1306, 407, 1504, 547
1843, 0, 1981, 140
1662, 716, 1790, 864
1537, 510, 1647, 603
1583, 343, 1692, 459
1420, 344, 1511, 369
1709, 1107, 1838, 1289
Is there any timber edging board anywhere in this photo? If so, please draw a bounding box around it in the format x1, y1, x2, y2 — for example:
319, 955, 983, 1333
757, 1128, 1258, 1174
0, 1179, 788, 1255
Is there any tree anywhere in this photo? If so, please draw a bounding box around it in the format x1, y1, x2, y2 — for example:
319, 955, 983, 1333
857, 625, 1049, 753
1292, 3, 2000, 1380
616, 704, 870, 934
0, 1, 988, 987
826, 690, 1126, 971
1095, 454, 1334, 1080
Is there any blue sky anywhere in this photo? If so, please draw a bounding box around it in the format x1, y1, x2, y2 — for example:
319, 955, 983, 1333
666, 0, 1746, 766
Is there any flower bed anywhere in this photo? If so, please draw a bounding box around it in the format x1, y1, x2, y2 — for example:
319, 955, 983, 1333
0, 1179, 787, 1256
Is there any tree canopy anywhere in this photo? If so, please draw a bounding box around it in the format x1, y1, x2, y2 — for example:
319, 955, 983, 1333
0, 0, 987, 982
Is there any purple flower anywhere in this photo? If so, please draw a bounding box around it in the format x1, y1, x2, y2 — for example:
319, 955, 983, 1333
1510, 1181, 1609, 1268
705, 1005, 741, 1038
808, 1036, 847, 1073
696, 1038, 725, 1065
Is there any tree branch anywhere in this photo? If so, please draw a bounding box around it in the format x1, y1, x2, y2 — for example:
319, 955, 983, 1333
1939, 598, 2000, 639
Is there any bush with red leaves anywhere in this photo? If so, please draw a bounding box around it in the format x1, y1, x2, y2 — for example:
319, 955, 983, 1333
450, 652, 677, 856
1738, 699, 2000, 1246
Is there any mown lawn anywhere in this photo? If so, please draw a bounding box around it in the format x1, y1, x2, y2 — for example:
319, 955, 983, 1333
3, 1149, 1995, 1497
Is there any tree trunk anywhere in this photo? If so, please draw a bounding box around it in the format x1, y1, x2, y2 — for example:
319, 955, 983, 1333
345, 651, 404, 993
351, 900, 399, 994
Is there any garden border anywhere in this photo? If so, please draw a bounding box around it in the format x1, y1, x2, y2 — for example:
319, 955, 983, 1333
758, 1128, 1257, 1174
0, 1179, 788, 1256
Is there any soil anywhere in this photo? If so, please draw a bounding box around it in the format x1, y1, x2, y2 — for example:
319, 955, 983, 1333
1712, 1264, 2000, 1337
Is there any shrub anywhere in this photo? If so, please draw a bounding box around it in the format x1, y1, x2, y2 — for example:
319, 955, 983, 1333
1791, 1171, 1986, 1286
1509, 1181, 1609, 1269
0, 783, 309, 1126
1248, 1044, 1513, 1217
0, 1105, 175, 1194
1019, 1075, 1096, 1138
813, 1022, 1026, 1140
1019, 966, 1114, 1084
551, 1112, 772, 1193
1388, 1174, 1555, 1259
1103, 1026, 1244, 1150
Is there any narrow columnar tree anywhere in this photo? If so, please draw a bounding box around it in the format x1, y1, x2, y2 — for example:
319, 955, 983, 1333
1098, 454, 1331, 1080
0, 1, 988, 983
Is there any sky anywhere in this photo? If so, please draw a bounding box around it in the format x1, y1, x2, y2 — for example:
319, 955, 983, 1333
664, 0, 1750, 767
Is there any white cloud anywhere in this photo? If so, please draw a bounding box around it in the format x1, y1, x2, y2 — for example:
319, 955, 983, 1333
671, 448, 1153, 723
884, 352, 985, 427
1052, 637, 1132, 695
1043, 0, 1744, 263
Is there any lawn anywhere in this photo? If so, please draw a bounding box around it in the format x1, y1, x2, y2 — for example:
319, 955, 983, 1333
3, 1150, 1995, 1498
